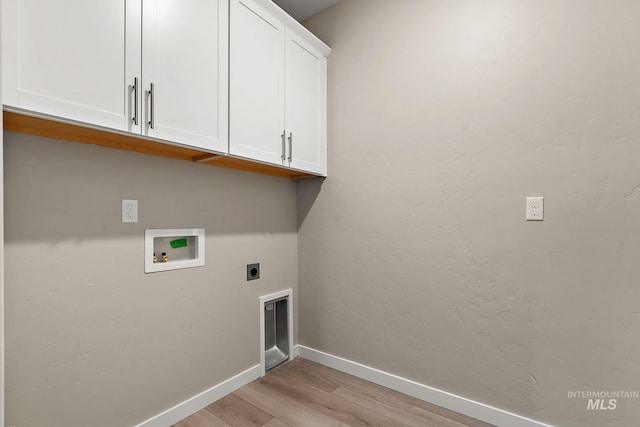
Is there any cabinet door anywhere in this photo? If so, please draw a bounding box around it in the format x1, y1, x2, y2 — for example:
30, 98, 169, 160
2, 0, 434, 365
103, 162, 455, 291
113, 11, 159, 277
142, 0, 228, 152
285, 30, 327, 175
229, 0, 285, 165
1, 0, 140, 132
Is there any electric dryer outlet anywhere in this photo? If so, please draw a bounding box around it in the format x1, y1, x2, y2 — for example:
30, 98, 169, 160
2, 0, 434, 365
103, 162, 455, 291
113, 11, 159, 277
247, 263, 260, 281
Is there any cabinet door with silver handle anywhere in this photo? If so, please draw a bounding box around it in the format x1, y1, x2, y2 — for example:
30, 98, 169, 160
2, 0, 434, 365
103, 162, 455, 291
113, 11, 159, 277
284, 30, 327, 175
3, 0, 135, 132
141, 0, 226, 151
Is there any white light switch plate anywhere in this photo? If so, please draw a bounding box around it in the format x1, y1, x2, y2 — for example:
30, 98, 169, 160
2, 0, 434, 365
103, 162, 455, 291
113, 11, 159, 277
526, 197, 544, 221
122, 199, 138, 223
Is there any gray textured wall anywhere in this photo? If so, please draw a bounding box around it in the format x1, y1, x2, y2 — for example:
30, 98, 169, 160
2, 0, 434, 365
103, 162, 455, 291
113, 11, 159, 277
4, 131, 298, 426
300, 1, 640, 425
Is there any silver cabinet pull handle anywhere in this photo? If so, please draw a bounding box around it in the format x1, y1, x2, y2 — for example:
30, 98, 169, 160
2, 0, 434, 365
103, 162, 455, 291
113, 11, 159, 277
281, 131, 286, 161
287, 132, 293, 162
132, 77, 139, 125
148, 83, 155, 129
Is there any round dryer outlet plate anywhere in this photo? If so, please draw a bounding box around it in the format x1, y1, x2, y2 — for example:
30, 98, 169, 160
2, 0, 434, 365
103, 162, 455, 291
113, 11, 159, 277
247, 263, 260, 281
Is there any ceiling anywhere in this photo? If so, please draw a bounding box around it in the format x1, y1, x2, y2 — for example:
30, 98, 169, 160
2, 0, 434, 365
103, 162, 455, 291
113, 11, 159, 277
272, 0, 342, 21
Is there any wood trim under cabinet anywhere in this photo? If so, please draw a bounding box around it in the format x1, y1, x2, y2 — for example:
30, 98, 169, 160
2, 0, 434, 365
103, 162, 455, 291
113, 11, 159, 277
3, 110, 317, 179
199, 155, 314, 179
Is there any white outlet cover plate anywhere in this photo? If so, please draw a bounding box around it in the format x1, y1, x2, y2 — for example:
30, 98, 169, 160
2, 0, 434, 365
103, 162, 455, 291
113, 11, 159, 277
526, 196, 544, 221
122, 199, 138, 223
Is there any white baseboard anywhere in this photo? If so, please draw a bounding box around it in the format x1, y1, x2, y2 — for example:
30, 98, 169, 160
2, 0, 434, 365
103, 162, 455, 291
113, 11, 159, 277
133, 346, 552, 427
295, 345, 553, 427
134, 364, 260, 427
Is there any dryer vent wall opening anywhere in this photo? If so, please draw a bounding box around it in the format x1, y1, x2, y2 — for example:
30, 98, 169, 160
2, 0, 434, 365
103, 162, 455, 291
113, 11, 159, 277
264, 296, 289, 372
259, 289, 293, 376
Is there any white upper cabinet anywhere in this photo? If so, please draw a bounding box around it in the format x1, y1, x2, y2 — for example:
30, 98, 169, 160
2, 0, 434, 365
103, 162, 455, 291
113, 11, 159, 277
1, 0, 137, 132
229, 0, 285, 165
285, 30, 327, 175
2, 0, 328, 175
229, 0, 330, 175
142, 0, 228, 152
2, 0, 228, 153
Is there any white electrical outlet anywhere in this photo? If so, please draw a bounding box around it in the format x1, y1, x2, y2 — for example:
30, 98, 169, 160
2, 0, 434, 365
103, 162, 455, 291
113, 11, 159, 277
526, 197, 544, 221
122, 199, 138, 223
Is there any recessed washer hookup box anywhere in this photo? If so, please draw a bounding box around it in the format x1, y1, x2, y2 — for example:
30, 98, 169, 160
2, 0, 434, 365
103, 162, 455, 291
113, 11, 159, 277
144, 228, 205, 273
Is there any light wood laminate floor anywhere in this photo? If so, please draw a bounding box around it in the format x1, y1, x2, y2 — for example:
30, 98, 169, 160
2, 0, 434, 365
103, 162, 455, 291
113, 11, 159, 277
173, 358, 495, 427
